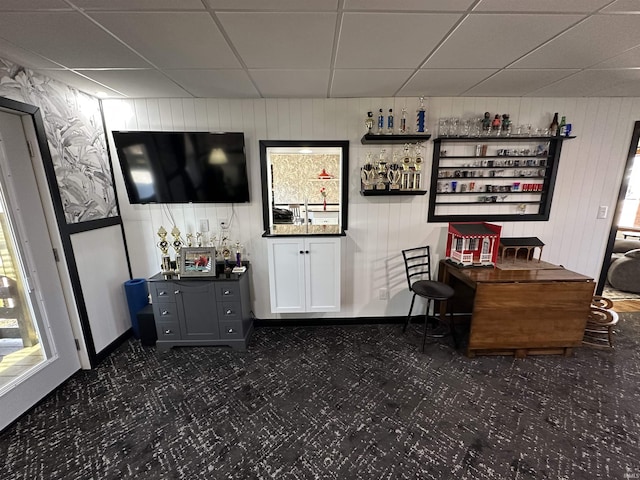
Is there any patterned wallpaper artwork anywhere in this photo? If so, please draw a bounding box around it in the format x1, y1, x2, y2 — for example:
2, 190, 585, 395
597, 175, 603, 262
0, 58, 117, 223
271, 153, 340, 205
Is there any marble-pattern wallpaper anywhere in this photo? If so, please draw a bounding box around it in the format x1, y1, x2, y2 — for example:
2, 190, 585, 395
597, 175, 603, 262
271, 154, 340, 205
0, 58, 117, 223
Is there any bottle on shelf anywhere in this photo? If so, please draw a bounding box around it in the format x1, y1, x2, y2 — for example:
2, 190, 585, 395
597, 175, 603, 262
559, 116, 567, 136
387, 108, 394, 134
549, 113, 559, 136
377, 109, 384, 134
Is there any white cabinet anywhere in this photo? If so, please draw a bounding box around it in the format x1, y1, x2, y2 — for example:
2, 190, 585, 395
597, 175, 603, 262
266, 237, 341, 313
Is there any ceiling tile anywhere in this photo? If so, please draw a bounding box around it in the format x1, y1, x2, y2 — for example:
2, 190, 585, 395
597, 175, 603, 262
0, 0, 71, 10
514, 15, 640, 68
42, 70, 126, 97
474, 0, 611, 12
331, 69, 415, 97
344, 0, 475, 11
425, 14, 584, 69
592, 71, 640, 96
78, 69, 192, 97
593, 45, 640, 68
600, 0, 640, 13
250, 70, 330, 97
0, 38, 62, 69
90, 12, 240, 69
217, 12, 336, 68
465, 69, 579, 96
70, 0, 205, 9
206, 0, 338, 10
164, 69, 259, 98
0, 13, 150, 68
399, 69, 497, 96
525, 69, 640, 96
336, 13, 461, 68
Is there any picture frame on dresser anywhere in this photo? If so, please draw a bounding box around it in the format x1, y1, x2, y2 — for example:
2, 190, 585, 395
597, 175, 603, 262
179, 247, 216, 277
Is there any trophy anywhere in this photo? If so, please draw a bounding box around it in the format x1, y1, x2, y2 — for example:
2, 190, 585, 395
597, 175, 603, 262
387, 164, 401, 190
171, 226, 183, 276
157, 226, 172, 278
186, 232, 193, 247
196, 231, 203, 247
399, 107, 408, 134
413, 144, 424, 190
416, 96, 427, 134
361, 153, 375, 190
400, 144, 413, 190
365, 111, 374, 134
375, 149, 388, 190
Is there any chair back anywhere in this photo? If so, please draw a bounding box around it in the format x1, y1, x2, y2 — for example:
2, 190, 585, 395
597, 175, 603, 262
402, 246, 433, 291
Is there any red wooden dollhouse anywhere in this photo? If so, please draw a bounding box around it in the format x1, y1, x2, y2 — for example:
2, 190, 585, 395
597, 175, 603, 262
446, 222, 502, 267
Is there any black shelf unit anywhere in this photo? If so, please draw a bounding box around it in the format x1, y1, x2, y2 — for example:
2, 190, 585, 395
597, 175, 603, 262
361, 133, 431, 144
428, 135, 574, 222
361, 186, 427, 196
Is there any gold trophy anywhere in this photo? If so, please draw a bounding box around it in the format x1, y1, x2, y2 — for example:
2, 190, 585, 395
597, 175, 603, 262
171, 226, 183, 276
375, 149, 388, 190
186, 232, 193, 247
413, 144, 423, 190
157, 226, 172, 278
400, 143, 413, 190
361, 152, 375, 190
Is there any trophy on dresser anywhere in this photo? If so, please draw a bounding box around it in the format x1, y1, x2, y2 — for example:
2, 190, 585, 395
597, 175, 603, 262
171, 226, 183, 277
361, 153, 376, 190
157, 226, 172, 278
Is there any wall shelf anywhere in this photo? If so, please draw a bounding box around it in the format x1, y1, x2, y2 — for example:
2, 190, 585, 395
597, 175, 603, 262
361, 133, 431, 144
360, 188, 427, 196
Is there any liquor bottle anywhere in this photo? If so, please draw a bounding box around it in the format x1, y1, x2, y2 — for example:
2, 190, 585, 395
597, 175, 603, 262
377, 109, 384, 134
559, 116, 567, 136
387, 109, 394, 134
549, 112, 559, 136
365, 111, 374, 134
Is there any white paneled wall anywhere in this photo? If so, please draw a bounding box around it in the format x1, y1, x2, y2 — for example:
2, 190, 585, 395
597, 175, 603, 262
102, 97, 638, 320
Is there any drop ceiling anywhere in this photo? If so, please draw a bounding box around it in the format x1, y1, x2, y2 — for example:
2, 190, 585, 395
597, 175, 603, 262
1, 0, 640, 99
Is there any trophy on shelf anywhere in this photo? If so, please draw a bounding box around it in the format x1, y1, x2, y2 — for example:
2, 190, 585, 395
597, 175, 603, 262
387, 163, 401, 190
375, 149, 388, 190
413, 144, 424, 190
186, 232, 194, 247
196, 231, 203, 247
400, 144, 413, 190
157, 226, 172, 278
361, 153, 376, 190
171, 226, 183, 276
399, 107, 408, 134
365, 111, 374, 134
416, 97, 427, 134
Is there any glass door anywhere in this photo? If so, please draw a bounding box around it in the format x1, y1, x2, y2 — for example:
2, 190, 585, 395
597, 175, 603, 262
0, 110, 79, 431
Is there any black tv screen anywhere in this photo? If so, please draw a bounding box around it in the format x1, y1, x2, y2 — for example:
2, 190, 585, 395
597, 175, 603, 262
112, 131, 250, 204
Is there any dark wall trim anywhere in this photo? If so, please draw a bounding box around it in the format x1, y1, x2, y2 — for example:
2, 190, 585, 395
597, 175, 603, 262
66, 216, 122, 234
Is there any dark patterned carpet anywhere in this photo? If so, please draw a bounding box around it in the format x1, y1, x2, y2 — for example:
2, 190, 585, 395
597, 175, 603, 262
2, 314, 640, 480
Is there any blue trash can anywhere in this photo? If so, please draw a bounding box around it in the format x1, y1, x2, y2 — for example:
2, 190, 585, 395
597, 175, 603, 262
124, 278, 149, 339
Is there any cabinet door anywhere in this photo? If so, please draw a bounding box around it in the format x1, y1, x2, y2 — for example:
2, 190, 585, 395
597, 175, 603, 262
266, 238, 306, 313
175, 282, 219, 340
305, 237, 340, 312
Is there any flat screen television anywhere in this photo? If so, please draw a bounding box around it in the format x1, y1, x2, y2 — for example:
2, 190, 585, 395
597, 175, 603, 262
112, 131, 250, 204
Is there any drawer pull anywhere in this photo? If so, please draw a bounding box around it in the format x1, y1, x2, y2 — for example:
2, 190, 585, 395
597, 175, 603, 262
223, 290, 231, 295
161, 310, 169, 316
226, 309, 233, 315
158, 291, 167, 296
164, 329, 172, 334
228, 328, 235, 333
174, 290, 180, 295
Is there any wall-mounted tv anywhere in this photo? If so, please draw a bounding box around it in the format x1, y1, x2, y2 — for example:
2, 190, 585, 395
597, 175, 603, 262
112, 131, 250, 204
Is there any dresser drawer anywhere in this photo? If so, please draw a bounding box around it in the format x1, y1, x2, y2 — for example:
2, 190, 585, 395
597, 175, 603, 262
156, 320, 180, 341
218, 302, 243, 322
152, 302, 178, 322
219, 321, 244, 340
215, 282, 240, 300
150, 282, 177, 303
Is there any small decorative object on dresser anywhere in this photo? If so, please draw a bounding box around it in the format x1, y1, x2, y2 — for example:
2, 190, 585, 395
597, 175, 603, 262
179, 247, 216, 277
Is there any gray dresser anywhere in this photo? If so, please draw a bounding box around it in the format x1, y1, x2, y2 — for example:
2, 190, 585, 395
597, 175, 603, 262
148, 267, 253, 351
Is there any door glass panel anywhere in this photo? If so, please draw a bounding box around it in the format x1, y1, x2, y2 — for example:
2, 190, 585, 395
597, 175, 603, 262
0, 187, 44, 390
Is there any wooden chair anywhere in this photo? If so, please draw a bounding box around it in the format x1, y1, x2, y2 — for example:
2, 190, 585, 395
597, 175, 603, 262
402, 246, 457, 352
583, 296, 619, 349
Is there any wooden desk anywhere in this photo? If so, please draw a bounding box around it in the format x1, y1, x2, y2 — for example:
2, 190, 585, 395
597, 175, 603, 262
438, 260, 594, 358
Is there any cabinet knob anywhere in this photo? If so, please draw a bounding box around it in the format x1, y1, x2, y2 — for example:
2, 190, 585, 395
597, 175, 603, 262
161, 310, 169, 316
305, 250, 309, 254
174, 290, 180, 295
228, 328, 235, 333
164, 329, 172, 334
158, 291, 166, 296
223, 290, 231, 295
226, 309, 233, 315
300, 250, 304, 254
